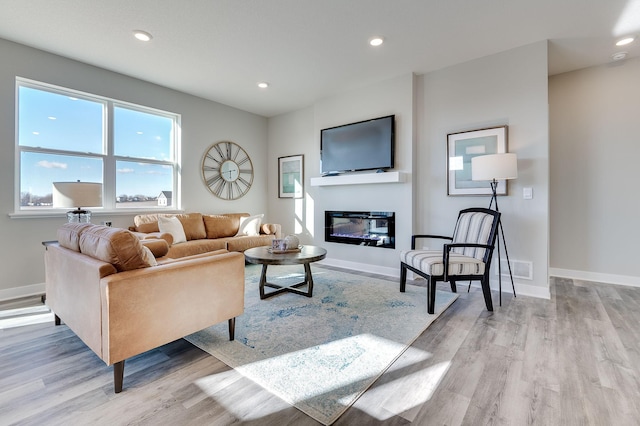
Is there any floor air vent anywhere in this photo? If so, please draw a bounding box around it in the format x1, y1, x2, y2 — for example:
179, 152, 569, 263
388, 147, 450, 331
495, 259, 533, 280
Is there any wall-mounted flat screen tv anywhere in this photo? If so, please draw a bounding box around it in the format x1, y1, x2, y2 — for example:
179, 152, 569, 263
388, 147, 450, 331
320, 115, 395, 175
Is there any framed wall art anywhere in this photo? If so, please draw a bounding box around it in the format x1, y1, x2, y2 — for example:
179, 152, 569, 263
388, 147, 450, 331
278, 154, 304, 198
447, 125, 508, 196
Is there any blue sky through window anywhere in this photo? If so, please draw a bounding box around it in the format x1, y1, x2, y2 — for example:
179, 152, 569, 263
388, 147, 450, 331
18, 86, 104, 154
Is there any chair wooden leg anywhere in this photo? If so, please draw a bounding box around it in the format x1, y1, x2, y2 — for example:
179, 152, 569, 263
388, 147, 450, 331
480, 278, 494, 312
228, 318, 235, 341
114, 360, 125, 393
427, 277, 437, 314
450, 280, 457, 293
400, 264, 407, 292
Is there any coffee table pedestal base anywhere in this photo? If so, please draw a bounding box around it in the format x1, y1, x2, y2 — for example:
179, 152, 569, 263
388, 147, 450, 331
259, 263, 314, 299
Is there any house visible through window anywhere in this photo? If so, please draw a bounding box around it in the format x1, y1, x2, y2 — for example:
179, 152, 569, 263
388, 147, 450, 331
16, 78, 180, 212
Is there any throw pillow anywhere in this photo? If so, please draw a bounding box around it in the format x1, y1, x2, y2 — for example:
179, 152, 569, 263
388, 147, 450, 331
158, 216, 187, 244
139, 238, 170, 258
140, 245, 158, 267
235, 213, 264, 236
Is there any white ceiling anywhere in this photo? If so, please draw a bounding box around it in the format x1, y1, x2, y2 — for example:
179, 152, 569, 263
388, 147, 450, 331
0, 0, 638, 117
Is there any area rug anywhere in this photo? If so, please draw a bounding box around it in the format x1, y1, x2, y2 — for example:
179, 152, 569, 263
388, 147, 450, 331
185, 264, 457, 425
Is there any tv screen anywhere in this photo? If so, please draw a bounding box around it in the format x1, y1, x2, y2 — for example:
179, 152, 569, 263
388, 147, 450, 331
320, 115, 395, 174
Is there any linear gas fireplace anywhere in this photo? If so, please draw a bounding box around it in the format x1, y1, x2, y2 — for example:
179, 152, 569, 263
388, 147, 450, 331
325, 211, 395, 249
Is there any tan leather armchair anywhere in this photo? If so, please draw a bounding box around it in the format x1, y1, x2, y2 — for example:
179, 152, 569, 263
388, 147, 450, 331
44, 223, 245, 393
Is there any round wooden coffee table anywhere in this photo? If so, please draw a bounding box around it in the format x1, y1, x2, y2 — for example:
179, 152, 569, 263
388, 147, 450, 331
244, 245, 327, 299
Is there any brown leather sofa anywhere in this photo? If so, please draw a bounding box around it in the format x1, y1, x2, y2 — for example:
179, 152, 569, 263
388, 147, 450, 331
44, 223, 245, 393
130, 212, 282, 258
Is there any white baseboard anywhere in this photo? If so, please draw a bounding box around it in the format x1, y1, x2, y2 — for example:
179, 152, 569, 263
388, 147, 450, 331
0, 283, 45, 302
318, 258, 399, 279
319, 258, 550, 299
549, 268, 640, 288
481, 278, 550, 300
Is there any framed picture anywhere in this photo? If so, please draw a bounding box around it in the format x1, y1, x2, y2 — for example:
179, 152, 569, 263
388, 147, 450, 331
447, 125, 508, 196
278, 154, 304, 198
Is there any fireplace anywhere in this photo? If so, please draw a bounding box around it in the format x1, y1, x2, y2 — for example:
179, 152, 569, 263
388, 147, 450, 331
325, 211, 395, 249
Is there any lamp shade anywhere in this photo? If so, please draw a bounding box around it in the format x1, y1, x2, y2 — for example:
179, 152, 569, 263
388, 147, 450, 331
471, 153, 518, 181
52, 182, 103, 209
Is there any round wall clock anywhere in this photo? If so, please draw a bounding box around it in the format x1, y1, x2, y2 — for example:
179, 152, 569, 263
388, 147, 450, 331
201, 141, 254, 200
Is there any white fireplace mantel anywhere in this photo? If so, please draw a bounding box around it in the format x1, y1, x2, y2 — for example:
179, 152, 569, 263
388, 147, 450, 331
310, 171, 405, 187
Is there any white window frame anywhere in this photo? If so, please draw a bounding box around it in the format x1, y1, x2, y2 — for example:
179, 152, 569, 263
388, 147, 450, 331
13, 77, 181, 217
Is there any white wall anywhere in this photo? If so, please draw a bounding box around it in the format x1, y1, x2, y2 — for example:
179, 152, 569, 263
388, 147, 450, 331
549, 57, 640, 286
0, 38, 267, 300
268, 74, 415, 276
418, 41, 550, 298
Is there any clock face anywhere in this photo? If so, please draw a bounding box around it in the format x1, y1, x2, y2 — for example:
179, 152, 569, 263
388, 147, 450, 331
202, 141, 254, 200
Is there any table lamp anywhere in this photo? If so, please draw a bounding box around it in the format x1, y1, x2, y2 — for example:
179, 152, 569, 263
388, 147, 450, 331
52, 181, 103, 223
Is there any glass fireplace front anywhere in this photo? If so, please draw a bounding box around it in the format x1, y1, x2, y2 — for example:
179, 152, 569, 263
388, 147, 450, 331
325, 211, 395, 249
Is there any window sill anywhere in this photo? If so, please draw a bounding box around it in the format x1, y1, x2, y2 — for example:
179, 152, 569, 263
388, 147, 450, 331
9, 208, 184, 219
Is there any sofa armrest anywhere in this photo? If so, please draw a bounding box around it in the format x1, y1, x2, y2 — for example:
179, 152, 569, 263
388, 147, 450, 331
99, 251, 245, 364
262, 223, 282, 239
45, 244, 118, 357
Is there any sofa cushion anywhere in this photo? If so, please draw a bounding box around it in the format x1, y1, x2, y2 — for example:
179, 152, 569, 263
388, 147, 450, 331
133, 213, 206, 241
134, 214, 160, 233
176, 213, 206, 240
141, 246, 158, 266
57, 222, 95, 252
203, 215, 240, 239
166, 238, 227, 258
158, 216, 187, 244
78, 225, 155, 271
225, 234, 275, 252
235, 214, 263, 236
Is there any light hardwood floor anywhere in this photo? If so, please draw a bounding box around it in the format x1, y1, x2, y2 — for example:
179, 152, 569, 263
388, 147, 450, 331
2, 270, 640, 425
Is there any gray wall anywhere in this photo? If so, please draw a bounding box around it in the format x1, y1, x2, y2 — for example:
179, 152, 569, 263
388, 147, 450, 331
0, 38, 267, 300
549, 57, 640, 286
417, 41, 550, 298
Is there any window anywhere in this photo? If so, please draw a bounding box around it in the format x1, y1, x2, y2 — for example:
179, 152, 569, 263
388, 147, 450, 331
16, 78, 180, 213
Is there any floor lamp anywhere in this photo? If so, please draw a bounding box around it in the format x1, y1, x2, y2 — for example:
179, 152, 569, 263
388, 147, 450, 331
471, 153, 517, 305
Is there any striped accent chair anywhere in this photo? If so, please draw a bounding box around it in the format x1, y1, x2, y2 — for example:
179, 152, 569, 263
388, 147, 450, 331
400, 208, 500, 314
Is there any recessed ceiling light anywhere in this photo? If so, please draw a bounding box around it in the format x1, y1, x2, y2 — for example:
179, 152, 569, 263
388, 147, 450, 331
369, 37, 384, 47
611, 51, 628, 61
133, 30, 153, 42
257, 82, 269, 89
616, 36, 635, 46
